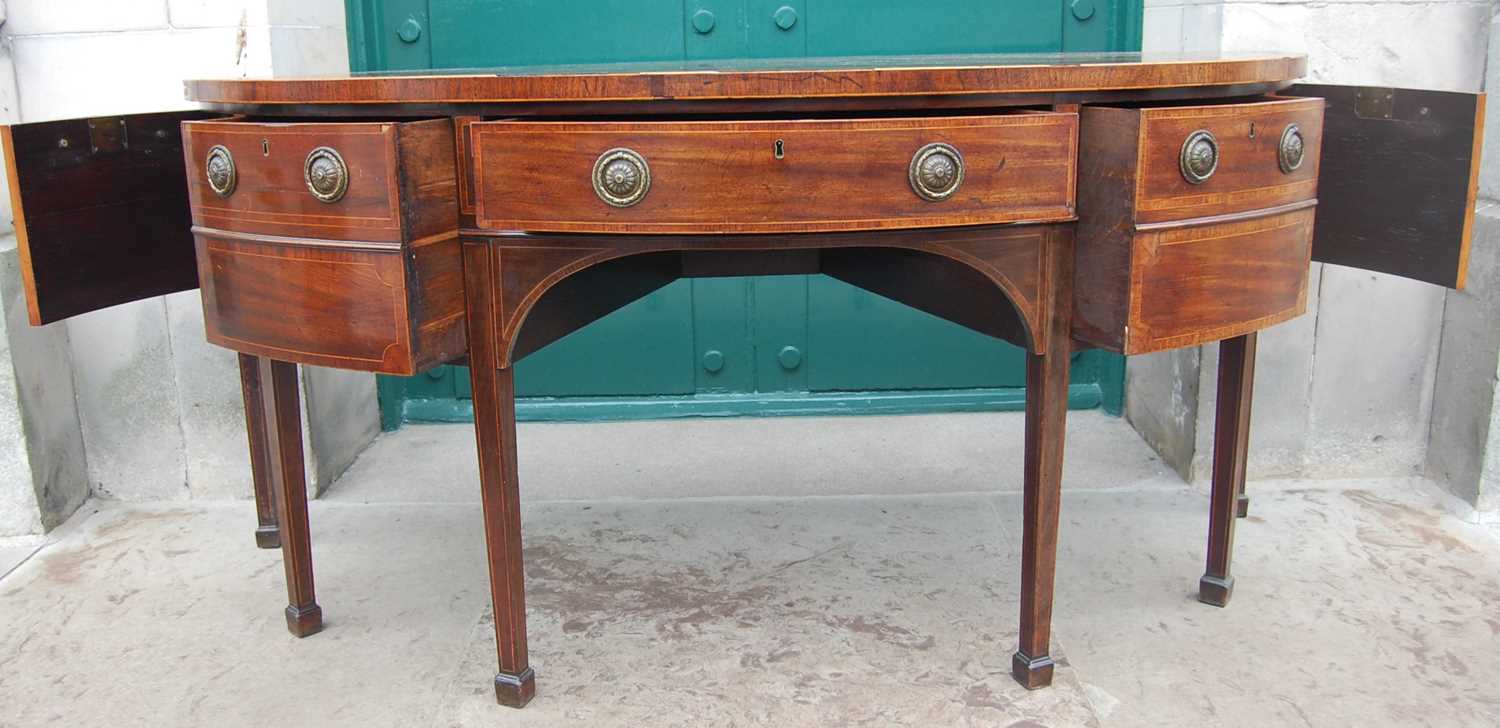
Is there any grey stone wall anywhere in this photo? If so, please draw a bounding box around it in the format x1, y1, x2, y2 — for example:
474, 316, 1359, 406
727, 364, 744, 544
1136, 0, 1499, 517
0, 0, 372, 536
0, 239, 88, 533
1426, 11, 1500, 519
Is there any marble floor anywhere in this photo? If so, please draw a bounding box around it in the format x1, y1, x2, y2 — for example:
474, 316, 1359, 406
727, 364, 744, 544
1, 413, 1498, 727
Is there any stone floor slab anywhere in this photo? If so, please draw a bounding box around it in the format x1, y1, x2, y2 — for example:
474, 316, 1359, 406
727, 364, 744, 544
3, 416, 1499, 726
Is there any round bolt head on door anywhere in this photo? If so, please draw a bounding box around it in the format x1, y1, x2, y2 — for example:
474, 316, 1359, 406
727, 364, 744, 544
773, 6, 798, 30
692, 9, 717, 34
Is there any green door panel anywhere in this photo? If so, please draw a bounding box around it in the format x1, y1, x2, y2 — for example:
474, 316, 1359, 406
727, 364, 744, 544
427, 0, 686, 68
748, 0, 807, 58
692, 278, 755, 393
516, 282, 696, 396
804, 0, 1060, 56
346, 0, 433, 72
686, 1, 747, 59
1062, 0, 1143, 52
353, 0, 1141, 429
752, 275, 809, 393
687, 0, 807, 59
807, 275, 1025, 391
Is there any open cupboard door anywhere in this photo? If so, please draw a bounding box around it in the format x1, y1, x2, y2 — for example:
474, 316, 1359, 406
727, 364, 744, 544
1, 111, 209, 325
1285, 84, 1485, 289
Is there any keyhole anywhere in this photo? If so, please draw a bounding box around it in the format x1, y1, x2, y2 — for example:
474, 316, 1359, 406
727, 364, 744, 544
774, 139, 785, 159
262, 139, 270, 155
1247, 123, 1256, 139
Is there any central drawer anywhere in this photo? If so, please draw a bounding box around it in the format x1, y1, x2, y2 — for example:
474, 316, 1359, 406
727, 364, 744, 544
470, 113, 1077, 234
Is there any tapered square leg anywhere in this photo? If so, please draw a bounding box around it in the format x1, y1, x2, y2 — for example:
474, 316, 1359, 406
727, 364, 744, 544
1012, 227, 1073, 691
238, 353, 281, 550
1200, 333, 1256, 608
465, 241, 536, 709
253, 356, 322, 637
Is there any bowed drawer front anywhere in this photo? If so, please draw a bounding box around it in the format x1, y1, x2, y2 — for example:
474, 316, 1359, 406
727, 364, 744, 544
194, 233, 464, 374
182, 118, 456, 243
1127, 97, 1325, 223
470, 113, 1078, 234
1072, 96, 1325, 354
182, 118, 464, 375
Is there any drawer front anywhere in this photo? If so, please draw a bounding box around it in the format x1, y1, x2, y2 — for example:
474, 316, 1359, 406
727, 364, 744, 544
196, 234, 465, 375
1126, 207, 1314, 354
1133, 97, 1324, 224
472, 114, 1077, 234
183, 119, 457, 243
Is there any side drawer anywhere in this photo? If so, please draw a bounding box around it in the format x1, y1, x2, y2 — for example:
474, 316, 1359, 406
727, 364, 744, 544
471, 113, 1077, 234
1124, 208, 1313, 353
195, 234, 465, 375
182, 118, 457, 243
1086, 96, 1324, 224
1074, 96, 1325, 354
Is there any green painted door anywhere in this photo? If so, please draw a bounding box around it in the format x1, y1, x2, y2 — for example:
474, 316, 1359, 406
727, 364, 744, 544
350, 0, 1140, 427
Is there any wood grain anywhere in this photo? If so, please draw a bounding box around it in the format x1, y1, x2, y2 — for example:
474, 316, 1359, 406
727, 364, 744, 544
253, 356, 322, 637
462, 239, 537, 709
1071, 104, 1144, 350
184, 53, 1307, 108
1199, 332, 1257, 608
1012, 225, 1074, 690
1127, 205, 1314, 354
238, 353, 280, 550
184, 120, 405, 241
195, 231, 464, 375
454, 115, 481, 227
1, 112, 206, 325
1133, 96, 1323, 224
1285, 84, 1485, 289
464, 224, 1050, 366
472, 114, 1077, 234
1073, 97, 1321, 354
182, 118, 456, 243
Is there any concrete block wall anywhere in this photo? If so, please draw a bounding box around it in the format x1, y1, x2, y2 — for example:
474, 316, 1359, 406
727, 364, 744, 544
1133, 0, 1498, 517
0, 0, 375, 536
1427, 11, 1500, 518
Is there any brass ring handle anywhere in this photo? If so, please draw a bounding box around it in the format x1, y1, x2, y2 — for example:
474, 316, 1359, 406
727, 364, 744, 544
909, 142, 965, 202
1179, 130, 1219, 185
592, 148, 651, 208
206, 145, 236, 198
1278, 123, 1304, 174
304, 146, 349, 203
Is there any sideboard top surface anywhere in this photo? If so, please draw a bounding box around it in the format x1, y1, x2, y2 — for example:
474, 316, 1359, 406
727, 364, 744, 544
184, 52, 1307, 114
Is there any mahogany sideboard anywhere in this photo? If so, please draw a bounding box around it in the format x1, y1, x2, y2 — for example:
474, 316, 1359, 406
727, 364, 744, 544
0, 52, 1484, 708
